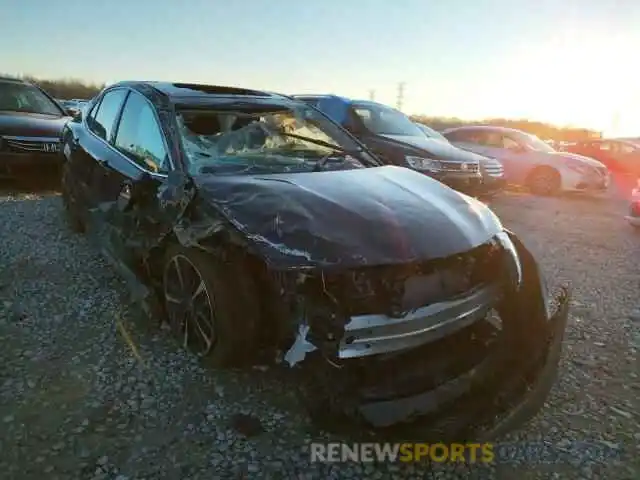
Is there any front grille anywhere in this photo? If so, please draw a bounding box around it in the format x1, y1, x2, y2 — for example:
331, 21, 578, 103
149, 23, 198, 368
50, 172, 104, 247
483, 162, 504, 178
2, 136, 61, 154
302, 240, 507, 359
440, 160, 479, 173
320, 240, 503, 318
339, 284, 498, 359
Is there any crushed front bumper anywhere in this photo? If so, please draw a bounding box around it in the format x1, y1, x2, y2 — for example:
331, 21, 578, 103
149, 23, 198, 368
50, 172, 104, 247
357, 287, 568, 439
293, 232, 570, 441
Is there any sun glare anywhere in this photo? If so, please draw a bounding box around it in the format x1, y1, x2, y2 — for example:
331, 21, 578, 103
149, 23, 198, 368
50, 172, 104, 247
499, 29, 638, 134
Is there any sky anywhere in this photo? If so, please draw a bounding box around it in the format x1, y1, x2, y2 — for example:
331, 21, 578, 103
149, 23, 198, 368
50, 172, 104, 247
3, 0, 639, 135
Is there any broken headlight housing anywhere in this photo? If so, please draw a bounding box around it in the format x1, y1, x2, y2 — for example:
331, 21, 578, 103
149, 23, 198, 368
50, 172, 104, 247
496, 231, 523, 291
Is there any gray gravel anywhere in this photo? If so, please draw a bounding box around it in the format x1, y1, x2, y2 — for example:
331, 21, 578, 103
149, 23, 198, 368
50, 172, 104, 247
0, 188, 638, 479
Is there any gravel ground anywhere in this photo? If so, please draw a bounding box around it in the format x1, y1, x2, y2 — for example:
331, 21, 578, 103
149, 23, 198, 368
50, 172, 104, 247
0, 186, 638, 479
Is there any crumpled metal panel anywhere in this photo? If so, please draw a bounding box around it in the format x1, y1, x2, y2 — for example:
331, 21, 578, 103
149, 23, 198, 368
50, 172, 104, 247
195, 165, 503, 270
86, 171, 196, 314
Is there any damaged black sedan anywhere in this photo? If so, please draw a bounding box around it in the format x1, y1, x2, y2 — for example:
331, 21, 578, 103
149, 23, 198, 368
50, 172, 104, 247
60, 81, 570, 440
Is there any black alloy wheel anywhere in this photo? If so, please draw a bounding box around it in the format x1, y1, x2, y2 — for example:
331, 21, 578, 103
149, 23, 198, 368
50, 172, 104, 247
163, 253, 217, 357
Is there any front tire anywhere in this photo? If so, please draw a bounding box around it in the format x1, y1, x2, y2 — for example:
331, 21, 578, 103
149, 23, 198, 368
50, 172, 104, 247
527, 167, 561, 196
162, 244, 260, 367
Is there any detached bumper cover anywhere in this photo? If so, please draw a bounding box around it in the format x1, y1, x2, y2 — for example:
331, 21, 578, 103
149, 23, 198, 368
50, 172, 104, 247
359, 288, 568, 437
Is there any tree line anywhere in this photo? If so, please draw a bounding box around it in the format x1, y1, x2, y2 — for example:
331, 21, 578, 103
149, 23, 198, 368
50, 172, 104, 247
2, 73, 104, 101
4, 74, 601, 141
411, 115, 601, 142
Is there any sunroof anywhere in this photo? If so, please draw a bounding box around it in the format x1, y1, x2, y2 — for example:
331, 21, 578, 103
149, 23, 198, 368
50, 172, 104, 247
171, 83, 269, 96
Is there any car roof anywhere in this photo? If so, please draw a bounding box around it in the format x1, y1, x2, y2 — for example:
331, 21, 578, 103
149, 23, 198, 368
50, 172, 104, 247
577, 138, 636, 145
292, 95, 392, 109
110, 81, 293, 109
443, 125, 528, 135
0, 76, 31, 85
293, 94, 351, 102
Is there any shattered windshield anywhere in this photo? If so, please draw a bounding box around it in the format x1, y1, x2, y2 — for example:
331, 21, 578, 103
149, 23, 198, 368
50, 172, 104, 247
176, 104, 370, 175
0, 82, 63, 116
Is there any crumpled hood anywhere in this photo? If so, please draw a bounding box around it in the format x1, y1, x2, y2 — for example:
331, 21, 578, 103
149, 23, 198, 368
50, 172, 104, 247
195, 165, 502, 269
381, 134, 482, 163
549, 151, 606, 168
0, 111, 69, 138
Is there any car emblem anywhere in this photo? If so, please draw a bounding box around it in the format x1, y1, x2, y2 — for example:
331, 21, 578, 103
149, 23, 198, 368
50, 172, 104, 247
460, 162, 468, 171
43, 143, 59, 153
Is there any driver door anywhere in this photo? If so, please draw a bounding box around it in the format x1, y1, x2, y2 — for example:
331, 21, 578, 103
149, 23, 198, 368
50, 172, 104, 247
94, 89, 193, 276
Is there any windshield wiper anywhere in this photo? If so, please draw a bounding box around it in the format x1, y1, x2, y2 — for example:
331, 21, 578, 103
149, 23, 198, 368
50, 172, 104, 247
278, 132, 367, 170
278, 132, 349, 152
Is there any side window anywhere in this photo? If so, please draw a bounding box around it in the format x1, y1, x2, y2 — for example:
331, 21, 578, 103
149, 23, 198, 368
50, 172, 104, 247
86, 99, 101, 122
444, 130, 469, 142
90, 90, 127, 141
483, 132, 504, 147
501, 136, 520, 150
114, 91, 169, 173
354, 108, 373, 128
466, 131, 491, 145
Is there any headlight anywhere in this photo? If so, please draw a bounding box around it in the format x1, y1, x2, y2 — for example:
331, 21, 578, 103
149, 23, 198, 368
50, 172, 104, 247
405, 155, 441, 172
565, 160, 589, 174
496, 231, 523, 291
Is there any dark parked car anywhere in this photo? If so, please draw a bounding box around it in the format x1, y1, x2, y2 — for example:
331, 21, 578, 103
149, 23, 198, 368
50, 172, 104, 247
562, 138, 640, 177
293, 95, 483, 194
61, 81, 569, 439
0, 77, 72, 178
